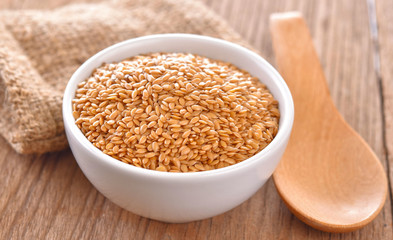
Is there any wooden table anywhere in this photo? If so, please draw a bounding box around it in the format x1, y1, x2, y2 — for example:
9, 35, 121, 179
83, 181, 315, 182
1, 0, 392, 239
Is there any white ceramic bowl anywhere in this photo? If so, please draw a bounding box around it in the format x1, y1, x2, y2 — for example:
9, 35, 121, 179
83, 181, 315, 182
63, 34, 294, 223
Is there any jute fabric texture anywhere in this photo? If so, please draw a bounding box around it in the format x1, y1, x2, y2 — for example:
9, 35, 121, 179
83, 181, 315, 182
0, 0, 247, 154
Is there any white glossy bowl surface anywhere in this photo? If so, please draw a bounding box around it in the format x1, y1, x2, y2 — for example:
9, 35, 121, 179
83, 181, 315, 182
63, 34, 294, 223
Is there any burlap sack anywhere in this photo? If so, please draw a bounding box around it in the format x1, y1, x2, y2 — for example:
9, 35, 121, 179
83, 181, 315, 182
0, 0, 249, 154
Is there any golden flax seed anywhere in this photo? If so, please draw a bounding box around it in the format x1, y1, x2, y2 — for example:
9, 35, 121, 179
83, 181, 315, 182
73, 53, 279, 172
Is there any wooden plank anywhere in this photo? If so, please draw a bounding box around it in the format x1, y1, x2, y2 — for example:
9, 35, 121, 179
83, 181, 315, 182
375, 0, 393, 234
0, 0, 390, 239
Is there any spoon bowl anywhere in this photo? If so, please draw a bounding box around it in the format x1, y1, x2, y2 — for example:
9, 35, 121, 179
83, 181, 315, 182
270, 12, 387, 232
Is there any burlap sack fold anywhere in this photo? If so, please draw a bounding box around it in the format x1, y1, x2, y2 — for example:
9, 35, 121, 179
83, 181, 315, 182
0, 0, 249, 154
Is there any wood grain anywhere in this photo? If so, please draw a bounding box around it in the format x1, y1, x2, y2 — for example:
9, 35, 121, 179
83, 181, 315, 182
0, 0, 391, 239
375, 0, 393, 230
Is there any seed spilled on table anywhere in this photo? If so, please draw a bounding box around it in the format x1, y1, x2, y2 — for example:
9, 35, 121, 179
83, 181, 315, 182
72, 53, 279, 172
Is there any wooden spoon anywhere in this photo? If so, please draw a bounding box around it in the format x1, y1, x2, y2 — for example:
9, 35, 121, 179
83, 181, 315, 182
270, 12, 387, 232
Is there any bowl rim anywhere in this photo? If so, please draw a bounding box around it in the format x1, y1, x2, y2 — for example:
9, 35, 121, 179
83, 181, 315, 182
63, 33, 294, 179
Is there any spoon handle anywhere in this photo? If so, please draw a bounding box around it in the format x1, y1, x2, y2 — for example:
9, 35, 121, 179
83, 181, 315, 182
270, 12, 332, 110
